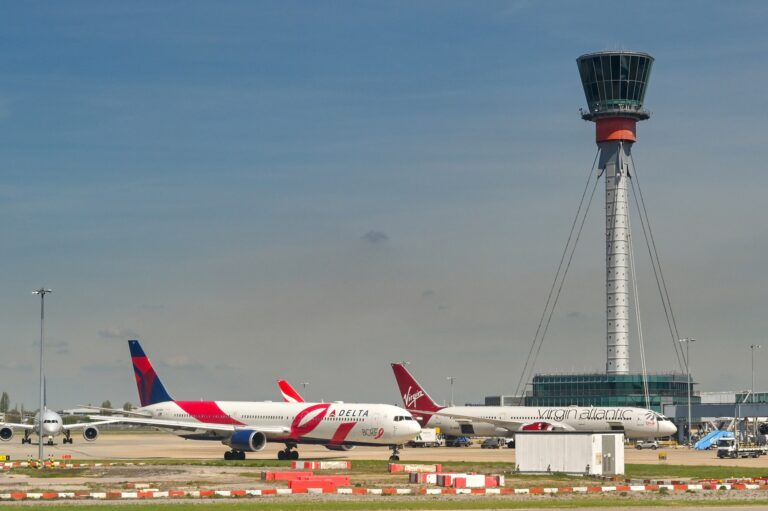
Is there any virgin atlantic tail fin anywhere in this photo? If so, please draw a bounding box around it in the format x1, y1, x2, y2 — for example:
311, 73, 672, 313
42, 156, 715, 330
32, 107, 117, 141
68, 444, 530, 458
128, 340, 173, 407
277, 380, 305, 403
391, 363, 443, 413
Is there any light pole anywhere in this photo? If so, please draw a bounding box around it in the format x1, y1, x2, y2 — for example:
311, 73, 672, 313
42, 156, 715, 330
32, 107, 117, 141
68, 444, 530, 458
446, 376, 456, 407
679, 337, 696, 446
750, 345, 761, 403
300, 382, 309, 400
32, 288, 52, 463
750, 344, 761, 439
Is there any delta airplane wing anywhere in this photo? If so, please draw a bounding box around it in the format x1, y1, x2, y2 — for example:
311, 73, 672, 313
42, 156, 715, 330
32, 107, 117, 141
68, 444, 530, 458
88, 415, 289, 435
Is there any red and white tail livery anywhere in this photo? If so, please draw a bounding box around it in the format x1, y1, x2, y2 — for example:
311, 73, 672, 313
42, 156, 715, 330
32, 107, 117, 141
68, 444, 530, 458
277, 380, 305, 403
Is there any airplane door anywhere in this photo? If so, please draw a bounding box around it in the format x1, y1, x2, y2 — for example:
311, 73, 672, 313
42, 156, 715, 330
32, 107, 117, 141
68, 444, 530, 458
460, 424, 475, 435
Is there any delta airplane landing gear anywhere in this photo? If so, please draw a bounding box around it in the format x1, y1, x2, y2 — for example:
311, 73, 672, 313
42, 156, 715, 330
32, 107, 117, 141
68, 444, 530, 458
277, 443, 299, 460
224, 450, 246, 461
63, 432, 73, 444
389, 444, 402, 461
21, 435, 32, 445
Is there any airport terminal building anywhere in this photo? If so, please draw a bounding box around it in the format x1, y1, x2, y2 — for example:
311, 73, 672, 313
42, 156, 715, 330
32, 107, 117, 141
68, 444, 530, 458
523, 372, 699, 412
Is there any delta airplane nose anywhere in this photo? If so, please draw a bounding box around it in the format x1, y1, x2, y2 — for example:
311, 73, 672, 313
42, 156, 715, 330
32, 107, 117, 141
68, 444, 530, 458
405, 419, 421, 440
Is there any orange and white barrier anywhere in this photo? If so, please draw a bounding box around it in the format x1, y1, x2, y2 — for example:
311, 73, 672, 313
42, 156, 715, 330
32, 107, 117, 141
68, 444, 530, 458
261, 470, 313, 481
1, 482, 768, 500
388, 463, 442, 473
290, 460, 351, 470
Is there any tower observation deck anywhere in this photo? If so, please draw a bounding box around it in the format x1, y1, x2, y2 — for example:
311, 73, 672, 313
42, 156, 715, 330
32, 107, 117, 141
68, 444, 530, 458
577, 51, 654, 375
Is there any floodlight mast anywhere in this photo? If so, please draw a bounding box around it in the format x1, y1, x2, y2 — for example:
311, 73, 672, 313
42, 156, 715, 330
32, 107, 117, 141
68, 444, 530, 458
577, 51, 654, 374
32, 288, 52, 462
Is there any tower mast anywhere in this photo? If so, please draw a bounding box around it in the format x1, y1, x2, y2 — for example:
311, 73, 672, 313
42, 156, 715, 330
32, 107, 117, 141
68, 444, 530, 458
577, 52, 654, 374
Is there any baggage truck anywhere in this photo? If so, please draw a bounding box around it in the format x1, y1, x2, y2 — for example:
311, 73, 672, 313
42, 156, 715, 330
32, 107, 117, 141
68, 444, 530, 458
407, 428, 442, 447
716, 437, 767, 458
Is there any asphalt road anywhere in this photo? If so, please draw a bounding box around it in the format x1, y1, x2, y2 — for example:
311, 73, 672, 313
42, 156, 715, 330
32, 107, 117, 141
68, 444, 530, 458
0, 432, 764, 466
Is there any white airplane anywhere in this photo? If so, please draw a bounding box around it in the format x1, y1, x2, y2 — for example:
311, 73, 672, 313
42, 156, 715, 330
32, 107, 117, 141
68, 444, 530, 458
90, 341, 421, 461
1, 399, 113, 446
392, 363, 677, 440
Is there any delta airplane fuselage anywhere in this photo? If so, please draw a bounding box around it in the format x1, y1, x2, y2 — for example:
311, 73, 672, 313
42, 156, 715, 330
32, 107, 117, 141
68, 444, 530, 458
137, 400, 419, 447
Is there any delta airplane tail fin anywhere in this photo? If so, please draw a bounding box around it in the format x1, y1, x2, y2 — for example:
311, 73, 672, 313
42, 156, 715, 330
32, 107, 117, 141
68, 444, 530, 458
278, 380, 305, 403
128, 340, 173, 407
391, 363, 443, 413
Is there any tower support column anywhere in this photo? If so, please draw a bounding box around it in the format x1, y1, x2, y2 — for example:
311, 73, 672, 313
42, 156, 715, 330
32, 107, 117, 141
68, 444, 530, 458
599, 141, 632, 374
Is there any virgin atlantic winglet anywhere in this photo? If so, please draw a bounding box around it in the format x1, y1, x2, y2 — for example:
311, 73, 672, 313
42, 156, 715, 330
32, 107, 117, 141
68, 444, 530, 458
128, 340, 173, 407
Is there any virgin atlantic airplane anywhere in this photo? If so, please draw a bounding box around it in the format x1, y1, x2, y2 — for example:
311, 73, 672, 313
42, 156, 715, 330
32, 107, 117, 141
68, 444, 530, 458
392, 363, 676, 440
91, 341, 420, 461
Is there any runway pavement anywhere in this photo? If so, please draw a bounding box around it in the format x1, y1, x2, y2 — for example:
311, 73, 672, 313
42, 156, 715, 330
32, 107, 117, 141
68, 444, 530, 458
0, 432, 764, 466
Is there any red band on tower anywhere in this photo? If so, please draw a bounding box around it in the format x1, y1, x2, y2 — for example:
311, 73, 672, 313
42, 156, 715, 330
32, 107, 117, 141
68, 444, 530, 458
595, 117, 637, 143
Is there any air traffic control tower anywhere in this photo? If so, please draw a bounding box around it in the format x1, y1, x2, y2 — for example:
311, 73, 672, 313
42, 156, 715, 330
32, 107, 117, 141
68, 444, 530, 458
577, 51, 652, 374
525, 52, 697, 418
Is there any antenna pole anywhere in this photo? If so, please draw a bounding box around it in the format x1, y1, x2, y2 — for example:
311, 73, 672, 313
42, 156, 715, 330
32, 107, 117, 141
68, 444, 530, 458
33, 288, 52, 463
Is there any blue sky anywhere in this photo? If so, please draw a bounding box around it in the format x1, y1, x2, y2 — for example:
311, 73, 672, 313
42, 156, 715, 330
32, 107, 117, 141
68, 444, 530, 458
1, 1, 767, 408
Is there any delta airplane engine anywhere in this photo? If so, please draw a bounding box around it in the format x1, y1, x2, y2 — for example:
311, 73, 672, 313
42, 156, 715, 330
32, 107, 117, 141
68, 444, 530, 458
0, 427, 13, 442
83, 426, 99, 442
227, 429, 267, 452
325, 444, 355, 451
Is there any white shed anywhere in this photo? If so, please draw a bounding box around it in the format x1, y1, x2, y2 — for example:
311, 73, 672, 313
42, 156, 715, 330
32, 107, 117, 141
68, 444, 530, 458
514, 431, 624, 476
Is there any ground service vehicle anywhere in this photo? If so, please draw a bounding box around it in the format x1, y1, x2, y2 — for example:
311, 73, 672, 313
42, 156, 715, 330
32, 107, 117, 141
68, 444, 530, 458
481, 437, 505, 449
716, 438, 767, 458
635, 440, 659, 450
445, 436, 472, 447
407, 428, 442, 448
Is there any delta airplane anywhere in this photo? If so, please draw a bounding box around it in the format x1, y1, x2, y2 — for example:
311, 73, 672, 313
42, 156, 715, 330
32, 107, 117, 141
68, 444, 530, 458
90, 341, 421, 461
392, 363, 677, 440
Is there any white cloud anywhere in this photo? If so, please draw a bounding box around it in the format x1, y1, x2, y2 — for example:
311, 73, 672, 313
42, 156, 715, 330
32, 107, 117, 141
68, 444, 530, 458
98, 328, 139, 341
158, 355, 203, 370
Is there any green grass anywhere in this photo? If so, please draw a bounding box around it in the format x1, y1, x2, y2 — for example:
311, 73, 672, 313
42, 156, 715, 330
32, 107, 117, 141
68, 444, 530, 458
4, 468, 88, 478
12, 459, 768, 481
626, 463, 768, 479
13, 499, 768, 510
